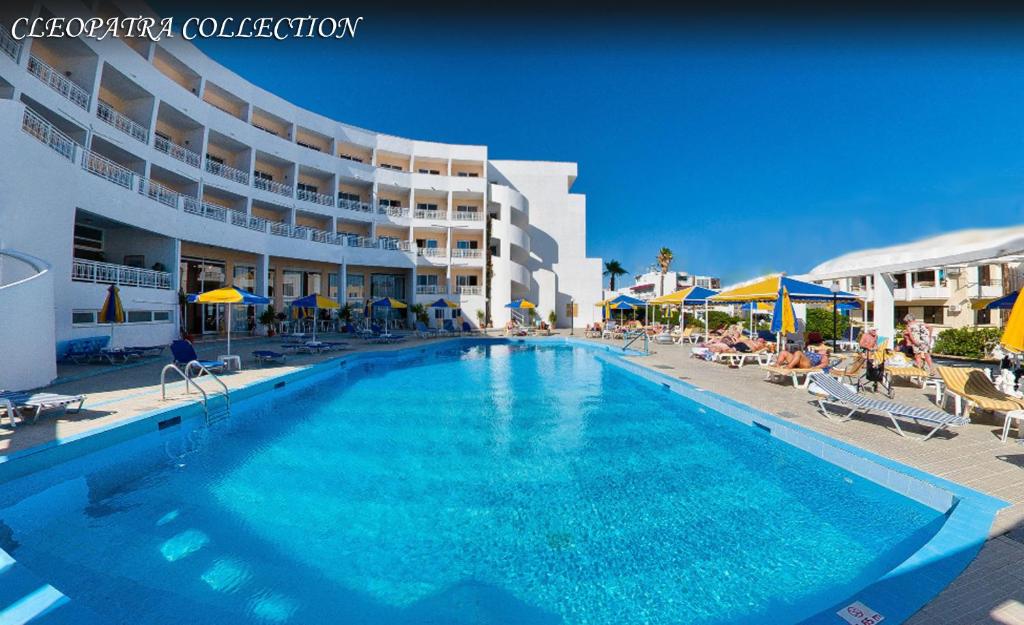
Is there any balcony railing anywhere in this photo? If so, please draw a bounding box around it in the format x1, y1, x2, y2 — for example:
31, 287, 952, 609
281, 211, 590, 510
417, 248, 446, 258
254, 177, 293, 197
346, 235, 377, 249
0, 24, 20, 62
453, 211, 484, 221
379, 205, 409, 218
81, 149, 134, 189
97, 100, 149, 144
310, 229, 343, 245
26, 55, 91, 110
229, 210, 268, 232
72, 258, 172, 290
413, 209, 444, 220
21, 107, 77, 162
182, 197, 229, 221
451, 249, 483, 259
154, 135, 201, 168
139, 179, 184, 209
339, 198, 375, 214
205, 157, 249, 185
455, 285, 482, 296
270, 222, 308, 239
416, 285, 447, 295
297, 189, 335, 206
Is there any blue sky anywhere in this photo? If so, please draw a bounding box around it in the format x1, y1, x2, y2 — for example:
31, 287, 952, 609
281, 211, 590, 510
172, 9, 1024, 286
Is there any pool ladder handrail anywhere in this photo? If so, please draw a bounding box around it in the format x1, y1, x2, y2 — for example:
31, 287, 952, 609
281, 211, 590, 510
160, 361, 231, 424
623, 331, 649, 354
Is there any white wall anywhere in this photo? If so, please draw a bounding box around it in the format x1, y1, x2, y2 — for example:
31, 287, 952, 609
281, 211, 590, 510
0, 250, 56, 390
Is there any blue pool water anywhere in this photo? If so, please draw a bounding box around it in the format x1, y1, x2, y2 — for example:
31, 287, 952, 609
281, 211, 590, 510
0, 343, 945, 625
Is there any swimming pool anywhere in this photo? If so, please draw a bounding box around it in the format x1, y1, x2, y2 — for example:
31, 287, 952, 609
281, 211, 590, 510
0, 342, 993, 624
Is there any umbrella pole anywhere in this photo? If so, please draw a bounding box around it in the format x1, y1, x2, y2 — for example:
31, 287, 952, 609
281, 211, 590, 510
312, 308, 317, 343
226, 304, 232, 356
704, 301, 708, 338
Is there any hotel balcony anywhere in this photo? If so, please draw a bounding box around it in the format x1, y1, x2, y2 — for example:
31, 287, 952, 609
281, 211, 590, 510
415, 284, 449, 295
21, 106, 79, 162
451, 249, 483, 260
155, 134, 201, 168
453, 210, 484, 222
153, 102, 203, 168
97, 100, 149, 144
296, 126, 332, 154
255, 176, 293, 197
339, 197, 376, 215
254, 152, 295, 198
454, 285, 483, 296
270, 221, 309, 240
205, 157, 249, 185
251, 106, 292, 140
26, 54, 92, 111
414, 208, 445, 220
297, 166, 335, 207
152, 46, 201, 95
0, 24, 20, 62
203, 80, 248, 121
72, 258, 172, 289
82, 145, 137, 189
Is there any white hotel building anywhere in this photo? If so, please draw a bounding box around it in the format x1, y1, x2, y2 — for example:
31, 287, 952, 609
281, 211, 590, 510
0, 1, 603, 390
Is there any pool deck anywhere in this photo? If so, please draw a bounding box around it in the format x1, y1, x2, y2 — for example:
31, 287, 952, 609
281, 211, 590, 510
4, 332, 1024, 624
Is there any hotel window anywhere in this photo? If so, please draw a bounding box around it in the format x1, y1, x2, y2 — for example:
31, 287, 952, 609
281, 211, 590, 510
297, 182, 318, 194
976, 308, 992, 325
73, 224, 104, 260
434, 308, 445, 320
416, 203, 439, 212
416, 239, 438, 249
417, 168, 440, 175
72, 310, 96, 325
417, 275, 438, 286
338, 191, 361, 203
895, 306, 909, 322
894, 274, 907, 289
456, 205, 478, 214
305, 272, 322, 296
371, 274, 405, 299
254, 170, 274, 182
913, 271, 936, 288
379, 198, 402, 208
328, 273, 338, 299
379, 163, 402, 171
233, 265, 255, 291
281, 270, 302, 303
379, 236, 401, 250
922, 306, 944, 325
456, 275, 479, 287
206, 154, 224, 165
155, 130, 171, 143
267, 269, 275, 299
124, 310, 173, 323
296, 141, 321, 152
456, 240, 479, 250
979, 265, 993, 286
456, 172, 479, 177
339, 153, 364, 163
346, 273, 364, 300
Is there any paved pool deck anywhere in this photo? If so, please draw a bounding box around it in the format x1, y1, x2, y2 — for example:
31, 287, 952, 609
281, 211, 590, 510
4, 332, 1024, 624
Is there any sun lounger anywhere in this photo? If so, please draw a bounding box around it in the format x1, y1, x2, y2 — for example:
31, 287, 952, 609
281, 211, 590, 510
170, 340, 226, 377
654, 333, 675, 345
0, 390, 86, 426
253, 350, 286, 366
65, 341, 105, 364
937, 366, 1024, 419
718, 350, 773, 367
762, 355, 845, 388
444, 320, 461, 336
416, 322, 439, 338
885, 365, 931, 391
321, 341, 351, 351
809, 372, 968, 441
461, 321, 480, 335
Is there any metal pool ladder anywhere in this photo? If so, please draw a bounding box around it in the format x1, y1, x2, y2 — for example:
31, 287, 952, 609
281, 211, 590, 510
623, 331, 650, 354
160, 361, 231, 426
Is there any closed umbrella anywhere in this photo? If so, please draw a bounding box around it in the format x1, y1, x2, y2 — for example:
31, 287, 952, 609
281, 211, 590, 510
770, 286, 796, 350
188, 286, 270, 356
98, 284, 125, 347
1000, 291, 1024, 353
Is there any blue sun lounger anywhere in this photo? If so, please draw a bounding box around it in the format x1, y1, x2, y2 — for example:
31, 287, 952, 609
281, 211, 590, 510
170, 340, 226, 377
809, 372, 968, 441
253, 350, 286, 366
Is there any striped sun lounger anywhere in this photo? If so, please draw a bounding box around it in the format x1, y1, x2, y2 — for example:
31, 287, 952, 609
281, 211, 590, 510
937, 366, 1024, 418
809, 372, 968, 441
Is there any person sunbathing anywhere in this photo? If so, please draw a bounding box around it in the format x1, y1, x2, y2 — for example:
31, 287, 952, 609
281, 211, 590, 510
776, 345, 831, 370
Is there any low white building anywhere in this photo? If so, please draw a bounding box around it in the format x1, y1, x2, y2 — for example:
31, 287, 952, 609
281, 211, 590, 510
610, 269, 721, 301
0, 2, 602, 390
801, 226, 1024, 337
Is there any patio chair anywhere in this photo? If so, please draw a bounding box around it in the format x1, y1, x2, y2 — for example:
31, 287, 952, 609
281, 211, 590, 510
252, 350, 286, 366
170, 339, 226, 377
0, 390, 86, 426
444, 320, 461, 336
462, 321, 480, 335
809, 372, 968, 441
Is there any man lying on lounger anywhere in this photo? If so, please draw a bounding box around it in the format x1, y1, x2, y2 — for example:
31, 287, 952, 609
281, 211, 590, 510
776, 344, 832, 371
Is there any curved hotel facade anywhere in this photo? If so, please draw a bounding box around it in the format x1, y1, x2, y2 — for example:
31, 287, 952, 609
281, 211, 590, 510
0, 1, 603, 389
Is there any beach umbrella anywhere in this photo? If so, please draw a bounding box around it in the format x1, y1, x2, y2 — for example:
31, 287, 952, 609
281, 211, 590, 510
506, 298, 536, 325
372, 297, 407, 332
770, 286, 796, 349
291, 293, 340, 342
711, 274, 859, 303
188, 286, 270, 356
1000, 292, 1024, 353
651, 287, 719, 332
98, 284, 125, 347
986, 290, 1019, 310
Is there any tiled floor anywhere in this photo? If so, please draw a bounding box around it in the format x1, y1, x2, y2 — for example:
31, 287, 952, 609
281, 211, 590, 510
5, 333, 1024, 624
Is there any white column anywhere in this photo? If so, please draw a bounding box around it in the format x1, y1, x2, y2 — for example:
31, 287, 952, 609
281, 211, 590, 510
340, 260, 348, 307
874, 271, 896, 339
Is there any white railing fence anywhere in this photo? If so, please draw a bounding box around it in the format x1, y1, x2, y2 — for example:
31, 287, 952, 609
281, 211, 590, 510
72, 258, 172, 289
27, 55, 91, 110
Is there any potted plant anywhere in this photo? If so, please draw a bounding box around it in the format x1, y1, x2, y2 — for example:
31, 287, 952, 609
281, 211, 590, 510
476, 309, 485, 332
259, 305, 277, 337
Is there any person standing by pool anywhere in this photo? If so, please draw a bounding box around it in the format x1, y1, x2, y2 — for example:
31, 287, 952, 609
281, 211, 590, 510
903, 313, 935, 372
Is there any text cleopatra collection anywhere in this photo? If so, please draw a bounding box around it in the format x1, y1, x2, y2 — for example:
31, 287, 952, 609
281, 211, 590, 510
10, 15, 364, 41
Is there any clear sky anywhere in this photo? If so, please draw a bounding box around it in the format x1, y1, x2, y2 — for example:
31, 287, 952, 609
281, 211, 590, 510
167, 6, 1024, 286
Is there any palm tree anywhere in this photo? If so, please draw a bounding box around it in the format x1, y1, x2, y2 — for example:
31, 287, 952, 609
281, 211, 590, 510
656, 247, 674, 295
603, 260, 628, 291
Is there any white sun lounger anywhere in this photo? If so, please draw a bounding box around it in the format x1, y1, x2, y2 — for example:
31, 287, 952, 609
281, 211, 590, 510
808, 372, 968, 441
0, 390, 86, 426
